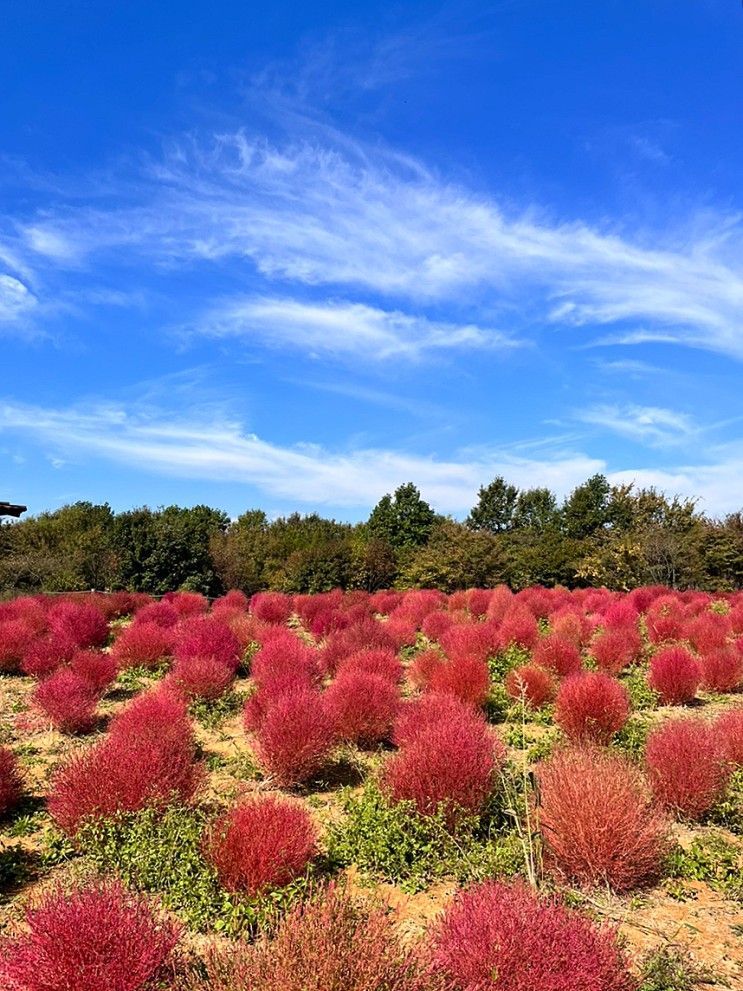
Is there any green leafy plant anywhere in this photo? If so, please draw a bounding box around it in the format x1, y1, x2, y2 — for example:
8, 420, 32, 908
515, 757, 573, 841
665, 834, 743, 903
189, 690, 244, 730
623, 666, 659, 711
638, 946, 721, 990
613, 716, 652, 761
709, 768, 743, 835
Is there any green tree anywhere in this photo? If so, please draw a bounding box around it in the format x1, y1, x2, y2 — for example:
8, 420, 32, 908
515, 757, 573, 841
466, 477, 518, 532
367, 483, 436, 550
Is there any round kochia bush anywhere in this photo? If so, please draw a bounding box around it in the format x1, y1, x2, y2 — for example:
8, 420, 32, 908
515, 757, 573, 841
537, 747, 671, 892
0, 746, 22, 817
32, 668, 99, 734
531, 634, 582, 677
253, 688, 335, 787
111, 621, 174, 668
716, 706, 743, 765
554, 672, 630, 744
431, 880, 636, 991
645, 718, 730, 819
505, 664, 556, 709
203, 795, 317, 896
647, 646, 701, 705
324, 670, 400, 746
0, 879, 180, 991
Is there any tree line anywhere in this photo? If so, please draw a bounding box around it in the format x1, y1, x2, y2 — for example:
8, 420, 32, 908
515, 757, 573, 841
2, 474, 743, 597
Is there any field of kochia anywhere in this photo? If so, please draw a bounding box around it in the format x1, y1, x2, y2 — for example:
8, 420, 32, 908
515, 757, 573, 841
0, 584, 742, 990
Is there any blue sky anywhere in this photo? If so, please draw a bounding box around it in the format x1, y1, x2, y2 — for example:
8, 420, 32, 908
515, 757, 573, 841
1, 0, 742, 520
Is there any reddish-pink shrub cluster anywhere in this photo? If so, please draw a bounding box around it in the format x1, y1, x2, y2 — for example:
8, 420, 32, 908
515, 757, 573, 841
0, 746, 22, 817
590, 628, 642, 674
424, 653, 490, 708
48, 599, 109, 648
32, 669, 99, 734
0, 879, 180, 991
0, 619, 35, 673
320, 619, 399, 676
716, 707, 743, 766
496, 608, 539, 650
69, 649, 118, 693
324, 670, 400, 745
431, 880, 635, 991
194, 884, 430, 991
111, 621, 174, 668
392, 692, 481, 748
686, 612, 731, 654
48, 689, 202, 834
172, 654, 235, 699
645, 718, 730, 819
420, 610, 455, 639
537, 747, 670, 892
383, 715, 504, 824
504, 664, 556, 709
203, 795, 317, 895
531, 634, 582, 677
699, 647, 742, 692
165, 590, 209, 617
174, 615, 241, 670
250, 632, 320, 691
251, 591, 293, 624
645, 597, 685, 644
336, 647, 402, 683
21, 631, 78, 678
647, 646, 701, 705
252, 689, 335, 787
134, 600, 179, 628
554, 672, 630, 744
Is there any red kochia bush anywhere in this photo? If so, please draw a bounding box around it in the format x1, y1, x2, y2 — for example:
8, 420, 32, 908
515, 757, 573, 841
165, 590, 209, 617
426, 654, 490, 708
133, 600, 179, 628
431, 880, 635, 991
336, 647, 403, 684
505, 664, 556, 709
531, 634, 582, 677
251, 591, 293, 624
48, 600, 109, 648
0, 619, 36, 673
497, 608, 539, 650
0, 879, 179, 991
174, 616, 241, 670
537, 747, 670, 892
196, 884, 430, 991
203, 795, 317, 896
383, 718, 504, 824
172, 655, 235, 700
69, 649, 118, 693
716, 707, 743, 766
686, 612, 731, 654
111, 621, 174, 668
250, 633, 320, 690
699, 647, 742, 693
590, 628, 642, 674
0, 746, 22, 817
324, 670, 400, 746
408, 648, 446, 690
32, 669, 99, 734
253, 689, 335, 787
554, 672, 629, 744
647, 646, 701, 705
645, 718, 730, 819
392, 692, 484, 748
21, 631, 78, 678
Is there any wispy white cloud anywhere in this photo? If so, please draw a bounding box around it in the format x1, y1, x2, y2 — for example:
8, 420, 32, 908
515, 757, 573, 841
0, 399, 602, 513
16, 129, 743, 360
190, 295, 518, 360
0, 273, 37, 324
578, 404, 700, 448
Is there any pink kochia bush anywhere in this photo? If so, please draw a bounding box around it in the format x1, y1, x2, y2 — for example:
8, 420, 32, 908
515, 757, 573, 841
383, 714, 505, 824
431, 880, 635, 991
174, 616, 241, 670
253, 689, 336, 787
336, 647, 403, 684
21, 633, 78, 678
32, 669, 100, 734
504, 664, 556, 709
392, 692, 482, 748
0, 619, 36, 673
590, 627, 642, 674
699, 647, 742, 693
69, 648, 118, 693
0, 746, 23, 817
48, 689, 202, 834
531, 634, 582, 677
172, 655, 235, 700
203, 795, 317, 896
647, 646, 702, 705
425, 654, 491, 708
0, 879, 180, 991
48, 599, 109, 649
554, 672, 630, 744
111, 621, 174, 669
537, 747, 670, 892
716, 707, 743, 766
645, 718, 730, 819
324, 670, 400, 746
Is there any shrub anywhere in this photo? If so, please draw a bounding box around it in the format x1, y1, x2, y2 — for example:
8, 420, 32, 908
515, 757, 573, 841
186, 884, 432, 991
203, 795, 317, 896
320, 619, 399, 676
69, 649, 118, 693
686, 612, 731, 654
0, 879, 179, 991
645, 718, 730, 819
166, 590, 210, 617
699, 647, 742, 693
111, 621, 174, 668
504, 664, 556, 709
324, 670, 399, 746
48, 600, 109, 648
250, 633, 320, 689
590, 628, 642, 674
253, 689, 336, 787
647, 647, 701, 705
21, 632, 78, 678
715, 707, 743, 765
172, 655, 235, 700
133, 600, 179, 628
392, 692, 484, 748
431, 880, 635, 991
497, 608, 539, 650
108, 686, 191, 746
537, 747, 670, 892
382, 718, 504, 824
336, 648, 403, 683
0, 620, 36, 673
0, 746, 22, 817
554, 672, 630, 744
426, 654, 490, 708
421, 610, 455, 639
251, 591, 293, 624
408, 649, 446, 690
440, 624, 495, 664
32, 669, 99, 734
531, 634, 582, 677
174, 616, 241, 670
